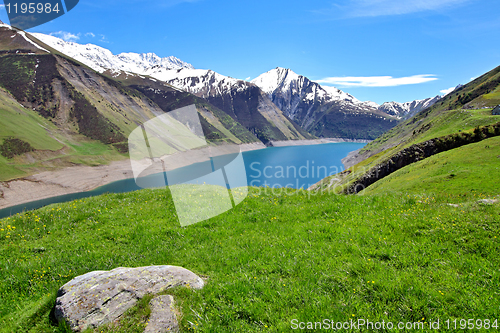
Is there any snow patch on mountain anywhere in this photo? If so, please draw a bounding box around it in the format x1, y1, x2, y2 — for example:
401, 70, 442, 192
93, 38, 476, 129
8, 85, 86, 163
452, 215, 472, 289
250, 67, 387, 125
30, 33, 193, 74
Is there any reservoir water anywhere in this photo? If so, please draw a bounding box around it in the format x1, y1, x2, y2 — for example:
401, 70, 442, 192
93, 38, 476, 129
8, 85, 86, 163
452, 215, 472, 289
0, 142, 365, 218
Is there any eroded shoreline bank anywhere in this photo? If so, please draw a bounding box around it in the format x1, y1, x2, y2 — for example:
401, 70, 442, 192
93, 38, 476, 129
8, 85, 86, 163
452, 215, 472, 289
0, 142, 266, 210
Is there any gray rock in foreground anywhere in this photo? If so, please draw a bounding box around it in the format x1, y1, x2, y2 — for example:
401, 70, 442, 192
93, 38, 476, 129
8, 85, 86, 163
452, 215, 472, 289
144, 295, 179, 333
478, 199, 498, 205
54, 265, 204, 332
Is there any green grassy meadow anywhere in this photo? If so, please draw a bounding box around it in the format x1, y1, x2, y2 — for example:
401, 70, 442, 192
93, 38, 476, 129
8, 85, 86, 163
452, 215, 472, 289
1, 184, 499, 332
363, 136, 500, 196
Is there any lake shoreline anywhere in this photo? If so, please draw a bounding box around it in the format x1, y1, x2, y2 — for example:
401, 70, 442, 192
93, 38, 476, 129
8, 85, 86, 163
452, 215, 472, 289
0, 139, 368, 211
0, 142, 266, 210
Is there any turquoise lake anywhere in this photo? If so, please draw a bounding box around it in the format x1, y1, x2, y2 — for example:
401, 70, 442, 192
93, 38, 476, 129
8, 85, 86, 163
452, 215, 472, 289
0, 142, 365, 218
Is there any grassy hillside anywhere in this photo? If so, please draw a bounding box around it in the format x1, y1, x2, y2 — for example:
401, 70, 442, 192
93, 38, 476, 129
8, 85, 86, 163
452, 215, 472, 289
0, 186, 498, 332
361, 64, 500, 157
363, 136, 500, 195
313, 64, 500, 193
0, 87, 127, 181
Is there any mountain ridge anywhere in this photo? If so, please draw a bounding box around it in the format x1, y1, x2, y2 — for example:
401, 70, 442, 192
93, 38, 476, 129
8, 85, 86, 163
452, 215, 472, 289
31, 33, 194, 74
0, 25, 269, 181
377, 96, 441, 119
27, 32, 313, 144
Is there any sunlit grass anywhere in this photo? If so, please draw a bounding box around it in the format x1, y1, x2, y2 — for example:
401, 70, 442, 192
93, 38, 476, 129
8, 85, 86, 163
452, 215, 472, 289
0, 186, 498, 332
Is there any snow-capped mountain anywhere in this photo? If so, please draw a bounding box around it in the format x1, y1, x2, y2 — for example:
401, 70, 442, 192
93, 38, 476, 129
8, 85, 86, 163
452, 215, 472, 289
250, 68, 397, 139
27, 31, 396, 140
155, 68, 312, 143
252, 67, 359, 103
23, 32, 310, 142
251, 67, 367, 119
152, 68, 248, 97
30, 33, 193, 75
378, 96, 441, 119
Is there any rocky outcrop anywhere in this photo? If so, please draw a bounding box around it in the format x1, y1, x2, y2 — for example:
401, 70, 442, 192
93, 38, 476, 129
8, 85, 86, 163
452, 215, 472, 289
344, 122, 500, 193
144, 295, 179, 333
54, 265, 204, 332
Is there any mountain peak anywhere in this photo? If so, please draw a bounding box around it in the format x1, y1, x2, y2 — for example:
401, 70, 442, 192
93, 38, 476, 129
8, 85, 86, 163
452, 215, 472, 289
252, 67, 361, 105
251, 67, 302, 95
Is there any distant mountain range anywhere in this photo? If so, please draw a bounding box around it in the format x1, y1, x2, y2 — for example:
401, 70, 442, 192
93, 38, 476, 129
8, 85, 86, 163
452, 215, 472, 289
377, 96, 442, 119
30, 32, 406, 139
0, 22, 452, 180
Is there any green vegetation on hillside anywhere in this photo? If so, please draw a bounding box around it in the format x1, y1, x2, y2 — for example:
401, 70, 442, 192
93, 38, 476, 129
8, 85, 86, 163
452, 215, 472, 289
363, 136, 500, 195
67, 88, 126, 145
0, 85, 127, 181
313, 65, 500, 194
0, 93, 63, 151
0, 186, 498, 332
0, 137, 34, 159
362, 64, 500, 157
311, 110, 398, 140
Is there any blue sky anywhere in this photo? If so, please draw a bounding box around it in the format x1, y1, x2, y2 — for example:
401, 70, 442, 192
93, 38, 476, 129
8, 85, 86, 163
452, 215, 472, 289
1, 0, 500, 104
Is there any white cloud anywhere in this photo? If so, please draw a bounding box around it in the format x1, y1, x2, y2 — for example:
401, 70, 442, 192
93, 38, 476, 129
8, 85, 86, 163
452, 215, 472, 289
98, 34, 109, 43
49, 31, 80, 42
440, 86, 456, 95
319, 0, 472, 18
85, 32, 95, 38
0, 4, 5, 9
315, 74, 438, 87
245, 77, 251, 81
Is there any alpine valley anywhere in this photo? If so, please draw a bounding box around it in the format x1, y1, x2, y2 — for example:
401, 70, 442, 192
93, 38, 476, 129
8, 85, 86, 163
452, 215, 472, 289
1, 21, 441, 184
2, 16, 500, 333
